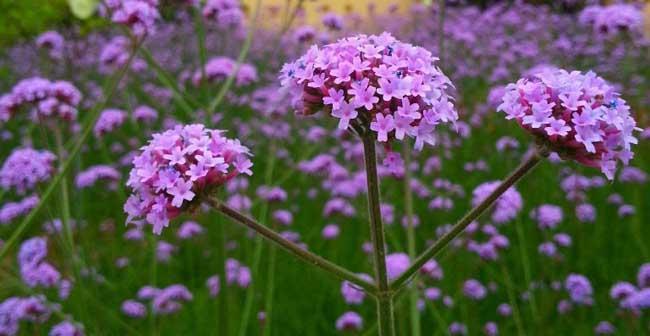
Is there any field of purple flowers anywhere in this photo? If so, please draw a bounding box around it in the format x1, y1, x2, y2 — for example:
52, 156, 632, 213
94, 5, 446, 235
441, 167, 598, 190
0, 1, 649, 335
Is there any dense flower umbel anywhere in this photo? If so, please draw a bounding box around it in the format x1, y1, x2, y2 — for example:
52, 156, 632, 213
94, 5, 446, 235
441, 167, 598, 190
1, 148, 56, 194
498, 69, 640, 179
280, 33, 457, 149
0, 77, 82, 123
124, 124, 253, 234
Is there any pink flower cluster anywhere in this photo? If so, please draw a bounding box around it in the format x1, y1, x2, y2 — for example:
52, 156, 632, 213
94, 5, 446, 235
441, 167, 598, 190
192, 56, 258, 87
579, 4, 643, 35
1, 148, 56, 194
498, 69, 640, 179
124, 124, 253, 234
0, 77, 82, 123
107, 0, 160, 37
280, 33, 457, 149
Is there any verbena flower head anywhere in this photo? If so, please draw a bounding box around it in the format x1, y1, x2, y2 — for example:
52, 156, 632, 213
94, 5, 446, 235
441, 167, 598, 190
35, 31, 65, 60
202, 0, 244, 29
472, 181, 522, 224
565, 273, 593, 305
1, 148, 56, 194
0, 77, 82, 123
75, 165, 121, 189
192, 56, 258, 87
579, 4, 643, 36
94, 109, 127, 137
498, 69, 640, 179
0, 195, 40, 225
49, 321, 84, 336
280, 33, 457, 150
335, 311, 363, 331
109, 0, 160, 37
124, 124, 253, 234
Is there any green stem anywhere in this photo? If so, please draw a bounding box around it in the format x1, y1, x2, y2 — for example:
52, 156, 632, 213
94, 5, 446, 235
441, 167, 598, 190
515, 215, 540, 326
262, 226, 278, 336
390, 149, 546, 292
500, 263, 525, 335
402, 145, 420, 336
206, 0, 262, 116
238, 141, 276, 336
361, 134, 395, 336
139, 48, 197, 120
53, 125, 74, 253
0, 41, 142, 262
148, 232, 158, 334
207, 198, 377, 295
215, 214, 229, 335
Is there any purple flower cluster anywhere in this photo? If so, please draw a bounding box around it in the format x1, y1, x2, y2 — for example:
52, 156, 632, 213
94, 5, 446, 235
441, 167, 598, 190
565, 273, 593, 305
322, 12, 344, 31
125, 124, 253, 234
471, 181, 522, 224
280, 33, 457, 149
35, 31, 65, 60
1, 148, 56, 194
579, 4, 643, 36
192, 56, 258, 87
0, 77, 82, 123
108, 0, 160, 37
134, 284, 193, 315
530, 204, 563, 230
202, 0, 244, 29
0, 296, 51, 335
49, 321, 84, 336
226, 258, 252, 288
75, 165, 121, 189
18, 237, 66, 290
340, 273, 373, 305
463, 279, 487, 300
94, 109, 127, 137
335, 311, 363, 331
133, 105, 158, 123
122, 300, 147, 318
99, 36, 134, 73
498, 69, 640, 179
0, 195, 39, 225
610, 263, 650, 311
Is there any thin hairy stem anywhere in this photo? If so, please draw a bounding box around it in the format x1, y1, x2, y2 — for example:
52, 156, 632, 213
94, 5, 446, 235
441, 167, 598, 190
361, 134, 396, 336
208, 197, 377, 296
390, 148, 546, 291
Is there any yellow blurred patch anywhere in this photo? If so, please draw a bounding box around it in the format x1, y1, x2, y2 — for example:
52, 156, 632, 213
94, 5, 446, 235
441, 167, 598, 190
242, 0, 416, 27
68, 0, 98, 20
644, 2, 650, 40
